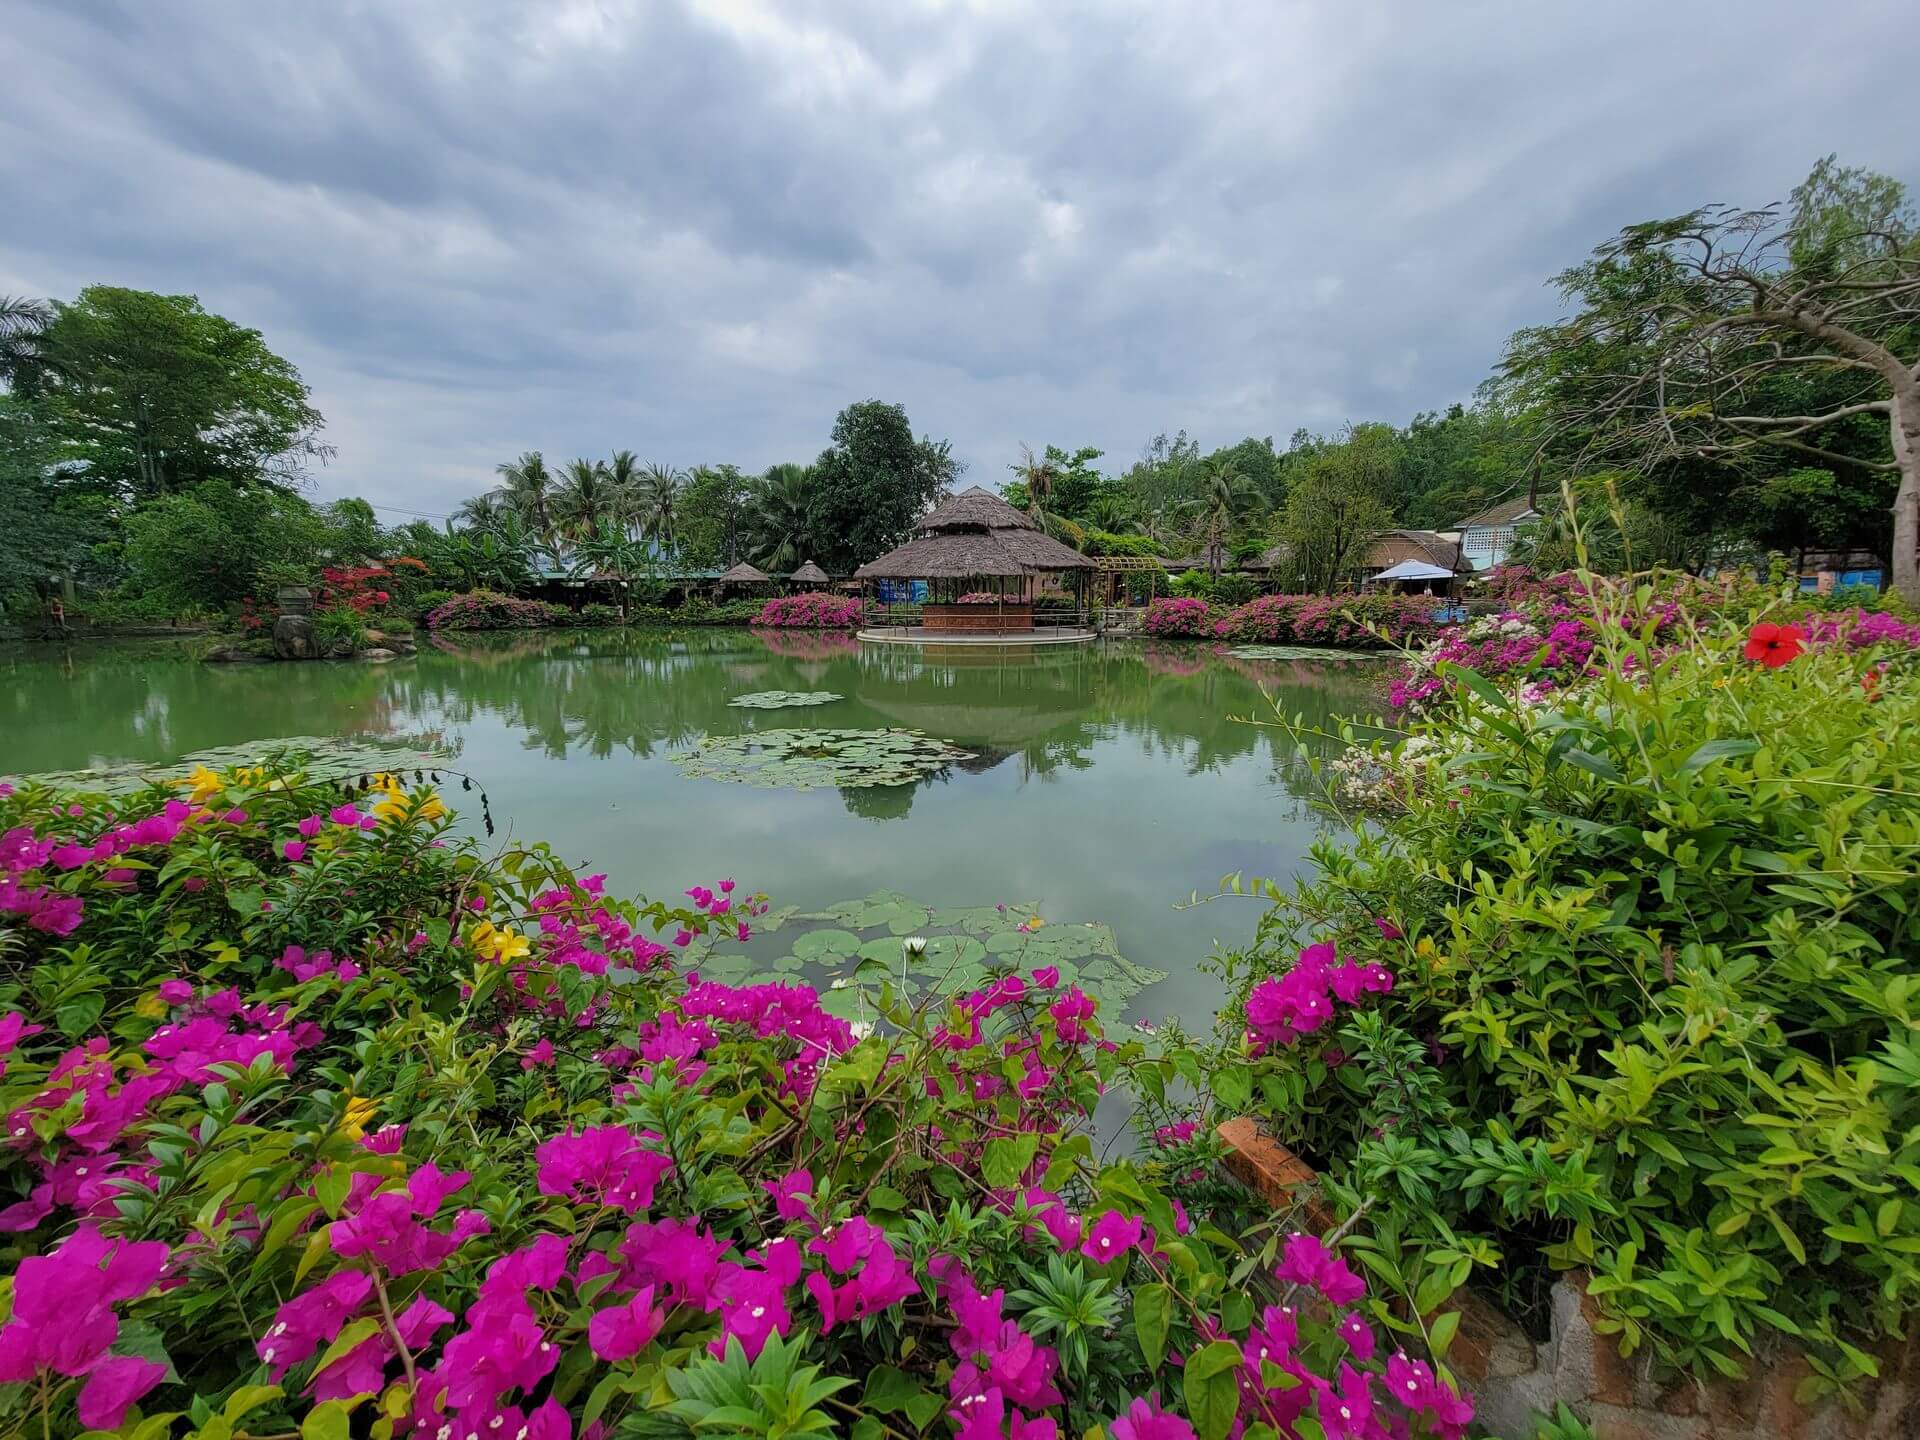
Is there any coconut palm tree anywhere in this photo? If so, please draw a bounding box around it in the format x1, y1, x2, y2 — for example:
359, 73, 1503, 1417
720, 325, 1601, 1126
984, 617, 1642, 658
569, 518, 650, 616
605, 450, 643, 537
453, 491, 509, 533
0, 296, 56, 392
749, 463, 817, 575
554, 457, 615, 541
1187, 458, 1258, 577
1008, 443, 1059, 526
495, 452, 556, 545
637, 463, 683, 562
1085, 493, 1141, 534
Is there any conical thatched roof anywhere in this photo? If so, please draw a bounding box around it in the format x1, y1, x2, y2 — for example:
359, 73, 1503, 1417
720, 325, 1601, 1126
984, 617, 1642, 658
717, 561, 773, 584
921, 485, 1039, 532
854, 484, 1091, 580
789, 561, 831, 584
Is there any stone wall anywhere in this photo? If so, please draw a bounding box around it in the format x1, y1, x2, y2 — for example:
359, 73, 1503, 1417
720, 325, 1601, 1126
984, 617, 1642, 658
1215, 1120, 1917, 1439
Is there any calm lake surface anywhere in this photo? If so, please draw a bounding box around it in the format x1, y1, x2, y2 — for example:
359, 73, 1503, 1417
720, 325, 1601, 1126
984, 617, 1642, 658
0, 630, 1386, 1027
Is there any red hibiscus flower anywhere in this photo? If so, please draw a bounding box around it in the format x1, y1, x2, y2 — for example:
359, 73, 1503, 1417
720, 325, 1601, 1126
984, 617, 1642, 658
1743, 622, 1806, 668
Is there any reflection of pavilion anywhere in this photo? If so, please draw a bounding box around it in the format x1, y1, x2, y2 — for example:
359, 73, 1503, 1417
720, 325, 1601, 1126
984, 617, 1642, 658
856, 487, 1095, 643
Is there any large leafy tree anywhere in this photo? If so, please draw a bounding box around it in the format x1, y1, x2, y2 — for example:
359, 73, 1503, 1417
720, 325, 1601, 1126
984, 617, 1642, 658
1276, 425, 1400, 592
39, 286, 327, 499
678, 463, 753, 569
120, 482, 334, 610
0, 394, 109, 602
808, 400, 961, 573
1501, 157, 1920, 600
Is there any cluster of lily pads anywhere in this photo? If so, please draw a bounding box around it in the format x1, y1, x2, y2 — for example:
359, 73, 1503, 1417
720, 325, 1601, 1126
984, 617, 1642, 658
685, 889, 1169, 1020
668, 728, 974, 791
3, 736, 455, 796
725, 691, 845, 710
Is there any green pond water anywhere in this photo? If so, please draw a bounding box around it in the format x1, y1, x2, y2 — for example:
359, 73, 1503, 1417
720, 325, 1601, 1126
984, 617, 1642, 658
0, 630, 1386, 1028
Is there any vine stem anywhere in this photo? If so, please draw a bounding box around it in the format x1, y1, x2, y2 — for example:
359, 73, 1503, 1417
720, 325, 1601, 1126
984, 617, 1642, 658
372, 1270, 419, 1396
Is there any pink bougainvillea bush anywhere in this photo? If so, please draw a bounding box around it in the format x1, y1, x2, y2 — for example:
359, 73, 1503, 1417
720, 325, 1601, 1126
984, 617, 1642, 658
425, 589, 567, 631
753, 592, 865, 628
0, 765, 1471, 1440
1145, 594, 1452, 649
1142, 597, 1214, 637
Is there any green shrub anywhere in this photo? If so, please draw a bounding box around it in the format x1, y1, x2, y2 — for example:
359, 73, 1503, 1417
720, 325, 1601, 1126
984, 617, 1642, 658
412, 587, 456, 619
311, 605, 370, 652
1221, 583, 1920, 1388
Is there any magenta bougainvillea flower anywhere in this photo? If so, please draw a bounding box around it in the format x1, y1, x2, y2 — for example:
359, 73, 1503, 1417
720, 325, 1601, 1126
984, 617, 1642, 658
588, 1285, 666, 1362
1109, 1393, 1196, 1440
0, 1225, 168, 1382
1275, 1232, 1366, 1307
535, 1126, 673, 1214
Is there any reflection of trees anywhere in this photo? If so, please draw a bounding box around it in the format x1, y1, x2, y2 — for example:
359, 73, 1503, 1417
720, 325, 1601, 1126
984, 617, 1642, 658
750, 629, 860, 661
10, 628, 1388, 818
0, 637, 423, 771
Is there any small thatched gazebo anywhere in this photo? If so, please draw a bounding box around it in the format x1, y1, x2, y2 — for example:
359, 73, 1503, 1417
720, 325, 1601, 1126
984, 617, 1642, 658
715, 561, 775, 599
855, 486, 1093, 634
788, 560, 832, 589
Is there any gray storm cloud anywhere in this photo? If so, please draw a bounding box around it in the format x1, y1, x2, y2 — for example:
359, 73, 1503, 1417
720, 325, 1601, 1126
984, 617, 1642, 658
3, 0, 1911, 514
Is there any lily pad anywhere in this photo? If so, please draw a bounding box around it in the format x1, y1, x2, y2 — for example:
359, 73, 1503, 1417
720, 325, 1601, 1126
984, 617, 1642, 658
751, 888, 1167, 1014
4, 736, 455, 796
668, 729, 974, 791
1225, 645, 1390, 662
727, 691, 845, 709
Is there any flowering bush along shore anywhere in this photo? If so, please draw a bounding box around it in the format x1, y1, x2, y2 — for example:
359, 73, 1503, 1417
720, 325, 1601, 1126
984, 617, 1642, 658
1227, 572, 1920, 1401
0, 764, 1474, 1440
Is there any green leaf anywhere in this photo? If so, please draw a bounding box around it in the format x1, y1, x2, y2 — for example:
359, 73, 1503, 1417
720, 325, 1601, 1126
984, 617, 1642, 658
1134, 1283, 1173, 1370
861, 1366, 923, 1416
1428, 1308, 1461, 1360
1211, 1066, 1251, 1113
982, 1134, 1042, 1189
1679, 737, 1760, 774
223, 1386, 283, 1425
1562, 748, 1623, 783
301, 1400, 353, 1440
1183, 1340, 1244, 1440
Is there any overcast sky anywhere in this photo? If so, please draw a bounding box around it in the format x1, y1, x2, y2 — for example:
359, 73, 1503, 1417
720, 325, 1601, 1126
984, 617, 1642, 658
4, 1, 1913, 519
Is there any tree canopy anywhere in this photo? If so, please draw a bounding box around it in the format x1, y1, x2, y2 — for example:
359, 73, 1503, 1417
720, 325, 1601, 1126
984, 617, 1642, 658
807, 400, 961, 574
38, 286, 327, 499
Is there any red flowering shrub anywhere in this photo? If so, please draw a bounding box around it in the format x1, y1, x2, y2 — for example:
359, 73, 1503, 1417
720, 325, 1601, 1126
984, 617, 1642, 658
317, 565, 394, 615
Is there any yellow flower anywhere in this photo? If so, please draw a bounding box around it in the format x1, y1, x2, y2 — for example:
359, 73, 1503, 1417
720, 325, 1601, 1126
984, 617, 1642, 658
468, 920, 530, 964
178, 764, 224, 806
340, 1095, 379, 1141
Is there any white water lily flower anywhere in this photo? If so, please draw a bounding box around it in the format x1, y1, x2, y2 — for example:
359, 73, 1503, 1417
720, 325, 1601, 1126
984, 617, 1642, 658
902, 935, 928, 957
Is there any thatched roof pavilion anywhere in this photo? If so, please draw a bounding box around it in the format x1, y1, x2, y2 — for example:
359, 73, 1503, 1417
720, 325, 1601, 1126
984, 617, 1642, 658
716, 561, 774, 591
855, 486, 1091, 581
789, 560, 832, 586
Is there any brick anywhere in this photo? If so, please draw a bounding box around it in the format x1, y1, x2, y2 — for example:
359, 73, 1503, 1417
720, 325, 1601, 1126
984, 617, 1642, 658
1213, 1117, 1336, 1230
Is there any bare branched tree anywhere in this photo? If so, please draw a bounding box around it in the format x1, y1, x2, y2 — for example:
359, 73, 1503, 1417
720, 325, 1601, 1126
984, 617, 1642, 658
1506, 197, 1920, 600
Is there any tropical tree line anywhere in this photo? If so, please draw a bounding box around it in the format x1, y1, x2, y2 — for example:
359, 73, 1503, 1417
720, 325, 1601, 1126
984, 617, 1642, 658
5, 153, 1916, 620
1001, 156, 1920, 601
444, 399, 963, 583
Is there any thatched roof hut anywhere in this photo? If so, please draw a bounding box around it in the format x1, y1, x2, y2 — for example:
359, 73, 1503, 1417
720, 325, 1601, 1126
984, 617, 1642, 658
716, 561, 774, 588
789, 561, 832, 585
855, 487, 1091, 581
